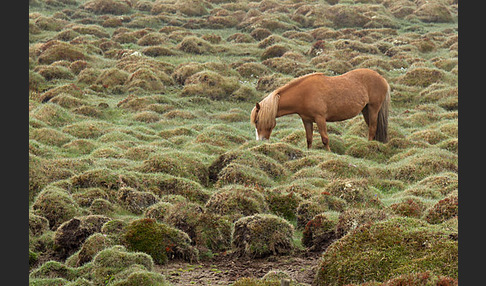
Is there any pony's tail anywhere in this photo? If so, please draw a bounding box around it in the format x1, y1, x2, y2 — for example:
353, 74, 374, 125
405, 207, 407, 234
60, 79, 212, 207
375, 83, 390, 143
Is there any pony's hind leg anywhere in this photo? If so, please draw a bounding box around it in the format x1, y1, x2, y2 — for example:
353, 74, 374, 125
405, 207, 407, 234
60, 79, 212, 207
302, 119, 314, 149
365, 104, 381, 141
315, 117, 331, 151
361, 105, 370, 127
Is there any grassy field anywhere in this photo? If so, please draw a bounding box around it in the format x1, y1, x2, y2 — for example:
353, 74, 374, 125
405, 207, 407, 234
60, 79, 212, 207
29, 0, 458, 285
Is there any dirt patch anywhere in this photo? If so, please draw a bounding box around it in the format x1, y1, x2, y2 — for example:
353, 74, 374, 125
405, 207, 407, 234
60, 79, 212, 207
155, 250, 321, 285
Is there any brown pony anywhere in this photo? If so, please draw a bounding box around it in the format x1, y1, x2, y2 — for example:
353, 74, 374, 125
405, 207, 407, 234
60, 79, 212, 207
250, 68, 390, 151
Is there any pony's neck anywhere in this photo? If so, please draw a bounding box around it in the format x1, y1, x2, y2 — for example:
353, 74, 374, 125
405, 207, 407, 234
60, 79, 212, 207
275, 90, 295, 117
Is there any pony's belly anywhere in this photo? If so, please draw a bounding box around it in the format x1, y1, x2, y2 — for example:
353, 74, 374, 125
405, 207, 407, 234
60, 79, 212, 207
327, 112, 361, 122
325, 100, 367, 122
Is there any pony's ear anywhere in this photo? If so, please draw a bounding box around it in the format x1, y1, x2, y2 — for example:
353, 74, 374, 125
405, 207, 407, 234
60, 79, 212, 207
255, 102, 261, 111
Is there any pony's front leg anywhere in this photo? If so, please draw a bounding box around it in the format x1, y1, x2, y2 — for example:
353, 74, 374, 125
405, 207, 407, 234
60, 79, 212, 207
315, 117, 330, 151
302, 119, 314, 149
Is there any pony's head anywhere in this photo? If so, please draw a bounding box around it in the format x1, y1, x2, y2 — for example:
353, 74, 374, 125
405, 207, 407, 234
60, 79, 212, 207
250, 93, 279, 140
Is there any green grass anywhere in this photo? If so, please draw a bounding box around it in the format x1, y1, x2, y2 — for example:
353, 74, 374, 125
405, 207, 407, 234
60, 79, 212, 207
29, 0, 457, 285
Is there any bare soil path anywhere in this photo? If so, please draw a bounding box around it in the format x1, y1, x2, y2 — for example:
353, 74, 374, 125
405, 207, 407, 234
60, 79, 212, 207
155, 250, 321, 285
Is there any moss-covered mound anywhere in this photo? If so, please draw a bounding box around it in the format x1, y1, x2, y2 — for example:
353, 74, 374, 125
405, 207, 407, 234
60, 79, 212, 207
126, 68, 166, 92
314, 217, 458, 285
37, 41, 86, 65
29, 244, 168, 285
335, 208, 389, 238
136, 151, 209, 186
326, 178, 383, 208
147, 174, 210, 204
414, 2, 454, 23
400, 172, 458, 199
90, 245, 155, 284
164, 202, 232, 253
318, 158, 371, 179
116, 187, 159, 215
70, 233, 111, 267
71, 168, 137, 190
388, 197, 428, 219
389, 149, 457, 182
82, 0, 132, 15
180, 70, 240, 101
302, 212, 338, 251
215, 162, 276, 187
29, 260, 79, 282
53, 215, 111, 259
95, 68, 129, 88
424, 191, 458, 224
109, 268, 170, 286
398, 67, 445, 87
177, 36, 214, 54
208, 149, 287, 187
232, 214, 294, 258
121, 218, 198, 265
205, 185, 268, 221
264, 188, 303, 221
380, 271, 458, 285
32, 186, 82, 230
296, 193, 347, 229
250, 142, 305, 164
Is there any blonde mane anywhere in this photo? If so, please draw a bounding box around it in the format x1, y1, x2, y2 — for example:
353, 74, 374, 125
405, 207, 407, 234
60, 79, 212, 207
251, 91, 280, 129
251, 73, 325, 128
251, 73, 324, 128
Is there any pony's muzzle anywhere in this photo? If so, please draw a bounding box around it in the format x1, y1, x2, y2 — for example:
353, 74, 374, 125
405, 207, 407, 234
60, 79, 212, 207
255, 129, 269, 141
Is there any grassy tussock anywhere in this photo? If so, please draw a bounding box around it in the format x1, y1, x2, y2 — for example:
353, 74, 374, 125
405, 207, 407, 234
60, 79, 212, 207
29, 0, 457, 284
180, 70, 240, 100
136, 151, 209, 185
315, 217, 458, 285
82, 0, 132, 15
88, 245, 171, 285
232, 214, 294, 258
164, 202, 233, 253
122, 218, 198, 265
205, 185, 268, 221
37, 41, 86, 65
32, 186, 82, 230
